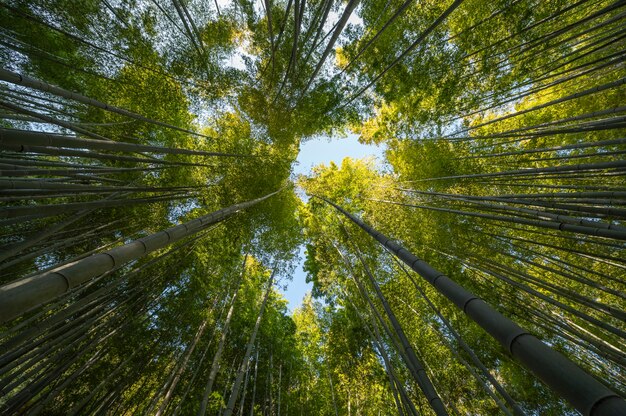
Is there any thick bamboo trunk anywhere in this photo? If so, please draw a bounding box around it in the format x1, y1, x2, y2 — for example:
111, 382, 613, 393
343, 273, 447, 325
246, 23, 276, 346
394, 261, 525, 415
323, 196, 626, 416
458, 257, 626, 339
346, 237, 445, 413
0, 190, 280, 323
0, 229, 194, 350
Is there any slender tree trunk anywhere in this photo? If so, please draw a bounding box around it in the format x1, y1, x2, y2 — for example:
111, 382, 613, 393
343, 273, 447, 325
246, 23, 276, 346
277, 363, 282, 416
368, 198, 626, 240
198, 255, 247, 416
237, 351, 253, 416
154, 316, 210, 416
343, 0, 463, 107
342, 289, 411, 416
249, 349, 260, 416
350, 258, 447, 416
0, 68, 210, 138
0, 143, 213, 167
396, 263, 525, 415
301, 0, 360, 95
0, 193, 186, 221
224, 272, 275, 416
0, 128, 249, 158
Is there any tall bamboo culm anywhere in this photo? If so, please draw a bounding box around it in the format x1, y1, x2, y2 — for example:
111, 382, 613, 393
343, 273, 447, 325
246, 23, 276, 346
0, 190, 281, 324
320, 195, 626, 416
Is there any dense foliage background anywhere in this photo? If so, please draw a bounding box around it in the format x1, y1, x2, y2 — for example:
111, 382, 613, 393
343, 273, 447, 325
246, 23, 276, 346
0, 0, 624, 414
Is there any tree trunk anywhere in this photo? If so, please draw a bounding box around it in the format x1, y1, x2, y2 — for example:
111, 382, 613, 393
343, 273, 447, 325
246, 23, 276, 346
0, 128, 249, 158
0, 190, 280, 323
0, 68, 210, 139
155, 317, 210, 416
224, 272, 275, 416
322, 196, 626, 416
198, 255, 247, 416
248, 349, 260, 416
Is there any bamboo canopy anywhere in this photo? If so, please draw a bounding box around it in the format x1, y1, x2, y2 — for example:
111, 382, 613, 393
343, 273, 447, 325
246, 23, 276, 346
0, 0, 624, 414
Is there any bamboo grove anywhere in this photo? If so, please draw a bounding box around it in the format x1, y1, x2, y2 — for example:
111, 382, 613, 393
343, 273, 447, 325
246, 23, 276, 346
0, 0, 624, 414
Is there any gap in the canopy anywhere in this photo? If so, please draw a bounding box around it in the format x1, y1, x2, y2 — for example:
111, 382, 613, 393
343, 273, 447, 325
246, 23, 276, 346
280, 133, 385, 313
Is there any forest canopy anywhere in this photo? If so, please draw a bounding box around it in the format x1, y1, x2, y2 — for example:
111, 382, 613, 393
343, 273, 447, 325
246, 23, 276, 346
0, 0, 625, 415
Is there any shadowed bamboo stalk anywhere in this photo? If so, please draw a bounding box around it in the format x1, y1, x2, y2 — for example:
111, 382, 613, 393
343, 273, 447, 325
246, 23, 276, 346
0, 143, 214, 167
341, 227, 449, 416
367, 198, 626, 240
0, 128, 250, 158
319, 195, 626, 416
0, 68, 211, 139
0, 190, 281, 324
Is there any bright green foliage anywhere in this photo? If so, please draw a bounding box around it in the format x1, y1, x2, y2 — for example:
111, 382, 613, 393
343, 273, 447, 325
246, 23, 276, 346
0, 0, 624, 415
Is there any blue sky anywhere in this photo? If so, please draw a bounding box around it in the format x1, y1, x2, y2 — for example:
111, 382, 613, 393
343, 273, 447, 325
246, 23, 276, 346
278, 134, 385, 312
